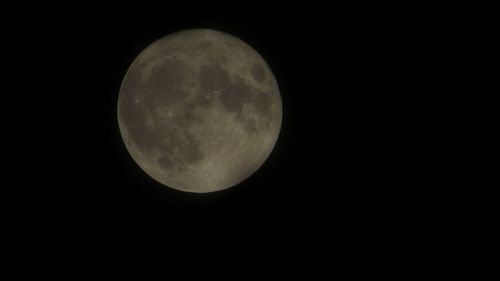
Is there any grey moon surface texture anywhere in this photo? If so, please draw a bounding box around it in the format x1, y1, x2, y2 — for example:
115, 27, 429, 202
117, 29, 282, 193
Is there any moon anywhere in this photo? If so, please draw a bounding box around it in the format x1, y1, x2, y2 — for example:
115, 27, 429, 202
117, 29, 282, 193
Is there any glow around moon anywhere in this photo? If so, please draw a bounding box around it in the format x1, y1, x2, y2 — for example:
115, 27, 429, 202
117, 29, 282, 193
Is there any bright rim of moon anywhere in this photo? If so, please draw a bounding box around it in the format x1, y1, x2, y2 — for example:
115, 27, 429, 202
117, 29, 282, 193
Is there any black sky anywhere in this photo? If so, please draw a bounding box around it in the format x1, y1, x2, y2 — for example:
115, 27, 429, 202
4, 2, 453, 264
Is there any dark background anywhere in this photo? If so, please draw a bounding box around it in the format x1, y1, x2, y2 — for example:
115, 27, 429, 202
5, 2, 457, 261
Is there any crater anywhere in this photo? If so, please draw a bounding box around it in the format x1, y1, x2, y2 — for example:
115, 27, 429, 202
157, 130, 203, 172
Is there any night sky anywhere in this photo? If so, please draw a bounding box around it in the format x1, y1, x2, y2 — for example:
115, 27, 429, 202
5, 2, 447, 263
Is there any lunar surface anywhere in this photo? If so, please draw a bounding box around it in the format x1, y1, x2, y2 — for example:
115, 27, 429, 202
117, 29, 282, 193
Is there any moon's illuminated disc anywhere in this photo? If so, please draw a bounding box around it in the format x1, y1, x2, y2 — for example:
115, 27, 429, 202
117, 29, 282, 193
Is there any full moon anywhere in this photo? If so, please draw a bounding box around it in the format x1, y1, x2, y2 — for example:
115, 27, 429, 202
117, 29, 282, 193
